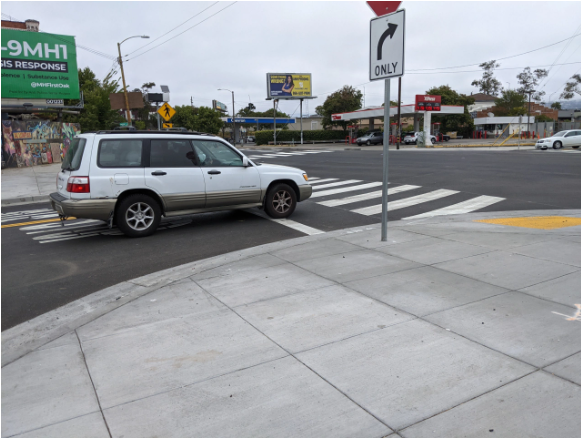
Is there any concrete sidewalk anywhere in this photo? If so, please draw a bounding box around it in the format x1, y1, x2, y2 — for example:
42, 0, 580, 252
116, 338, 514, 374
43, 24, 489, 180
1, 162, 61, 206
2, 210, 580, 437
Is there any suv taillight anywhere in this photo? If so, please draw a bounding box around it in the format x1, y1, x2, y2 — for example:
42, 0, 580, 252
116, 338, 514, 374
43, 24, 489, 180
66, 176, 90, 193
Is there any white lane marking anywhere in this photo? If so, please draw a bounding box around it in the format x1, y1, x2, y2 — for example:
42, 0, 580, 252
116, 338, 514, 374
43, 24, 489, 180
312, 180, 361, 190
352, 189, 459, 216
274, 152, 307, 156
303, 150, 333, 153
307, 177, 320, 181
23, 220, 102, 234
247, 210, 324, 235
309, 178, 340, 185
318, 185, 420, 207
403, 195, 505, 219
310, 182, 383, 199
1, 208, 51, 217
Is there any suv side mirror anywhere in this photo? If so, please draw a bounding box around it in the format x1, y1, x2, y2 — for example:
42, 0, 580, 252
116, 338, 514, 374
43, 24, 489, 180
242, 156, 249, 167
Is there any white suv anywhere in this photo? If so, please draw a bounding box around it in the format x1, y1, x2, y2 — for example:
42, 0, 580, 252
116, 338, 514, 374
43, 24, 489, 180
50, 131, 312, 237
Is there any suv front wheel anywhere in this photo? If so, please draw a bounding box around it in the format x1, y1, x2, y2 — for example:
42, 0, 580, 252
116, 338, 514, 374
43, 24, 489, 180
265, 183, 297, 219
116, 194, 161, 238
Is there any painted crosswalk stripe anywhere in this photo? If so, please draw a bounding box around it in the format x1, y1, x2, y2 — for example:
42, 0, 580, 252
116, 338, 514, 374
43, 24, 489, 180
351, 189, 459, 216
311, 182, 383, 199
318, 185, 420, 207
274, 152, 307, 156
309, 178, 340, 185
247, 210, 324, 235
307, 177, 321, 181
312, 180, 361, 190
403, 195, 505, 219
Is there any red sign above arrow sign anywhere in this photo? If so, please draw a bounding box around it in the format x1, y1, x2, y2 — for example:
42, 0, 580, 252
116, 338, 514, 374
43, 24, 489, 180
366, 1, 402, 17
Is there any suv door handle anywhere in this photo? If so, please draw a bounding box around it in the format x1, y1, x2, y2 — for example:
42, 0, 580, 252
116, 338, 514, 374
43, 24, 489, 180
151, 171, 167, 176
207, 170, 221, 175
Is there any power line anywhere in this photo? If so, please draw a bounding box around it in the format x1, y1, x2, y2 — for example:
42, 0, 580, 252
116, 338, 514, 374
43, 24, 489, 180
407, 31, 581, 72
406, 61, 581, 75
126, 2, 237, 62
126, 2, 219, 56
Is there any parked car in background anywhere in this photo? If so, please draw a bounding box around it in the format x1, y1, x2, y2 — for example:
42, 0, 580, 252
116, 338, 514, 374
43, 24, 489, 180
246, 136, 255, 143
49, 130, 312, 238
356, 131, 383, 146
536, 130, 581, 150
403, 132, 438, 145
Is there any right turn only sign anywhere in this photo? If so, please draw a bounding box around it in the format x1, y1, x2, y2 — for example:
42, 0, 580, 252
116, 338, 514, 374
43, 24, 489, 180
369, 9, 405, 81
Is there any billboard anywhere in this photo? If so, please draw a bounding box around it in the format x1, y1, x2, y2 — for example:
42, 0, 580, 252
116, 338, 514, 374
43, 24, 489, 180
267, 73, 312, 99
212, 99, 228, 112
1, 29, 80, 100
109, 92, 145, 110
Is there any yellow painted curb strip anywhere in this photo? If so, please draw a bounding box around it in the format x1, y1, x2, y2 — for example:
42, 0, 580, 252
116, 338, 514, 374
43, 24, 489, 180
475, 216, 581, 230
1, 217, 76, 228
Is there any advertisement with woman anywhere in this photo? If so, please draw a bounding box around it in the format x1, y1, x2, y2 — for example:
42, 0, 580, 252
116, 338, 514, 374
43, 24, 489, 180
267, 73, 312, 99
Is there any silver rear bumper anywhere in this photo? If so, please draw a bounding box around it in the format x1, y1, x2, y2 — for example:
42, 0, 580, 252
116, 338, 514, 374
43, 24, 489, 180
50, 192, 116, 221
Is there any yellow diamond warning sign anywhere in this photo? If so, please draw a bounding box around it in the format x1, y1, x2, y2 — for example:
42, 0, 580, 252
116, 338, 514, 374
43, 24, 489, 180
158, 103, 176, 121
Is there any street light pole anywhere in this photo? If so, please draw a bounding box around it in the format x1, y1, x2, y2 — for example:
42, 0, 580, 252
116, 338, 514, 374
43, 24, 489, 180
117, 35, 149, 126
527, 89, 535, 139
218, 89, 235, 144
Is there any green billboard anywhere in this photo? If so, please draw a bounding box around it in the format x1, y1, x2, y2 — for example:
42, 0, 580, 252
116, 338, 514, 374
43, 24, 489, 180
1, 29, 80, 100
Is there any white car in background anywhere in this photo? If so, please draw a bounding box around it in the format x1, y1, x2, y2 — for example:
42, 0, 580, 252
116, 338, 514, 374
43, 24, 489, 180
536, 130, 581, 150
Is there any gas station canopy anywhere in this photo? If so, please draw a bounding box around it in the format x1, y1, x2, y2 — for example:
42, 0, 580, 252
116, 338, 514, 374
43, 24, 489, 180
331, 104, 464, 121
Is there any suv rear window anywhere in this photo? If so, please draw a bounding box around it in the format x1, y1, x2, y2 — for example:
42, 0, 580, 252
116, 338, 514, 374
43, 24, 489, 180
98, 139, 144, 168
61, 138, 86, 171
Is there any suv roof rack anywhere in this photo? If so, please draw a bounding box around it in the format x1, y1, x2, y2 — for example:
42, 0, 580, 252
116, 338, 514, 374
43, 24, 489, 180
92, 130, 216, 136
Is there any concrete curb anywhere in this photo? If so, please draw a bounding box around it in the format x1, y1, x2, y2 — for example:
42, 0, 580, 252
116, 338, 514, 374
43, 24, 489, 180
1, 195, 50, 207
3, 208, 581, 367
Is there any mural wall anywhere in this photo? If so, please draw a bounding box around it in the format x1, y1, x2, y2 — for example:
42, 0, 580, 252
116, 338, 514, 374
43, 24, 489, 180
1, 120, 81, 168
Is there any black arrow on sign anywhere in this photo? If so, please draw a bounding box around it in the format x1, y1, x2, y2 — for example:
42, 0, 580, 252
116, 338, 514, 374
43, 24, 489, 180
377, 23, 398, 60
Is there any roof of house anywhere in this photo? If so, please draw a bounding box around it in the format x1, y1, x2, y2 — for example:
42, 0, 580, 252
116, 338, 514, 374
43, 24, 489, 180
470, 93, 497, 102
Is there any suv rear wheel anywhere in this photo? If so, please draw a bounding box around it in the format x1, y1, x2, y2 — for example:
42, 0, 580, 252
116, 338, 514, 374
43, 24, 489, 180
116, 194, 161, 238
265, 183, 297, 219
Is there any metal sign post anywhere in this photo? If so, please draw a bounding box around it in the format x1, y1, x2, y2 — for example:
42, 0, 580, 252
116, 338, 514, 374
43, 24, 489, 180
381, 79, 391, 241
300, 98, 304, 145
369, 8, 405, 241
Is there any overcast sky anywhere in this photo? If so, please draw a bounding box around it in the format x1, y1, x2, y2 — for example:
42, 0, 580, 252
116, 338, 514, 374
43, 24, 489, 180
3, 1, 581, 117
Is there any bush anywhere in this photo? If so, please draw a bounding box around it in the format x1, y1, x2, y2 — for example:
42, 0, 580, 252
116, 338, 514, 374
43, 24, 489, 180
255, 129, 351, 145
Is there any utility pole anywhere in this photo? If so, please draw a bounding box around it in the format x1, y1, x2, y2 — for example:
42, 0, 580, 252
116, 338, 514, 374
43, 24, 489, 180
117, 43, 132, 126
191, 96, 194, 111
527, 89, 535, 139
231, 92, 236, 144
397, 77, 402, 150
116, 35, 149, 127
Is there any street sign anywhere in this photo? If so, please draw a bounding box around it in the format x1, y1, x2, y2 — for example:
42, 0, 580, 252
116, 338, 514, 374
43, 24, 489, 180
119, 122, 128, 127
367, 1, 402, 17
163, 123, 173, 128
369, 9, 405, 81
158, 102, 176, 121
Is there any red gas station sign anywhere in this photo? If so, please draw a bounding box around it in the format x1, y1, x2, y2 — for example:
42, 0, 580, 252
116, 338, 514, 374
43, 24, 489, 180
367, 1, 403, 17
415, 95, 441, 112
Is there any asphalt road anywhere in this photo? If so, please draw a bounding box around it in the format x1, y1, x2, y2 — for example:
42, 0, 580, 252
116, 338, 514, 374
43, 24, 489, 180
2, 147, 580, 330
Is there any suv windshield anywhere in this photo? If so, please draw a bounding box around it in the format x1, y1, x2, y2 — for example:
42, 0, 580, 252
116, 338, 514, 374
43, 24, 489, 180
61, 138, 86, 171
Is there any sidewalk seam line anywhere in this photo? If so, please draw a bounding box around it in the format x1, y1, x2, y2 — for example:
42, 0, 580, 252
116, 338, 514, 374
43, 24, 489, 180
190, 279, 397, 435
74, 330, 112, 438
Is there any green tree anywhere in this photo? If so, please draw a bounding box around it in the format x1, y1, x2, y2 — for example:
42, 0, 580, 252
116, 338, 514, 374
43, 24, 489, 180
425, 85, 475, 137
516, 67, 548, 101
193, 107, 224, 134
493, 89, 527, 116
316, 85, 363, 131
536, 114, 554, 122
560, 73, 581, 100
471, 60, 503, 96
63, 67, 124, 131
550, 101, 562, 110
169, 106, 223, 134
